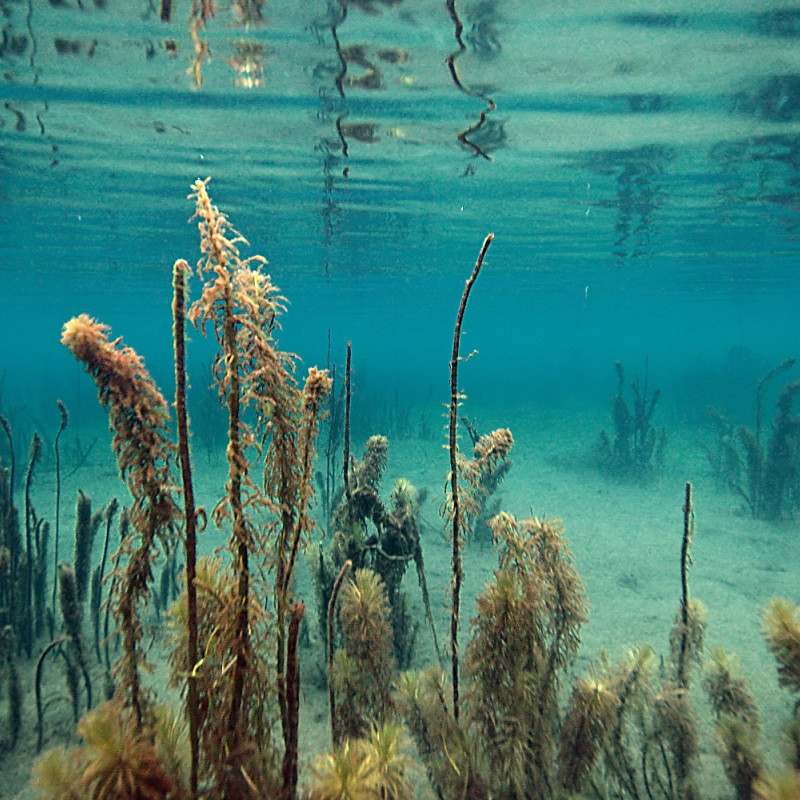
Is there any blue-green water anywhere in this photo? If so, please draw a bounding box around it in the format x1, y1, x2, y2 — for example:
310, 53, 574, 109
2, 1, 800, 796
2, 0, 799, 420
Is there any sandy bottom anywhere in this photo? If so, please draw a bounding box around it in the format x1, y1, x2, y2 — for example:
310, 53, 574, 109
3, 399, 797, 799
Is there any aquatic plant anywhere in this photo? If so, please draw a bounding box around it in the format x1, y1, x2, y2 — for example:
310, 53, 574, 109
91, 499, 119, 666
445, 232, 494, 720
315, 343, 346, 538
459, 416, 513, 542
24, 432, 44, 655
0, 624, 21, 752
399, 511, 588, 800
331, 568, 395, 742
50, 399, 68, 633
727, 597, 800, 799
0, 421, 51, 660
309, 721, 414, 800
576, 485, 707, 800
186, 176, 330, 797
33, 701, 186, 800
399, 480, 715, 800
72, 490, 101, 606
704, 647, 763, 800
36, 563, 92, 750
61, 311, 181, 728
596, 359, 666, 480
707, 358, 800, 520
165, 554, 280, 796
313, 424, 439, 670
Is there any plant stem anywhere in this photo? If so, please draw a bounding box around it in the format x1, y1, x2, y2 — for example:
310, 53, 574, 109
343, 341, 352, 501
678, 481, 694, 690
173, 259, 200, 799
51, 401, 68, 626
448, 232, 493, 720
328, 559, 352, 747
281, 601, 305, 800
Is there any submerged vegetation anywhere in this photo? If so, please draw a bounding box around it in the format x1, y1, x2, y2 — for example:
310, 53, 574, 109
0, 181, 797, 800
596, 359, 666, 481
703, 357, 800, 520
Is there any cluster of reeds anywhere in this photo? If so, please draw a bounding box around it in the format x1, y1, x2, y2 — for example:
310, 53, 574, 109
2, 400, 113, 755
596, 359, 666, 480
0, 418, 51, 661
36, 178, 329, 800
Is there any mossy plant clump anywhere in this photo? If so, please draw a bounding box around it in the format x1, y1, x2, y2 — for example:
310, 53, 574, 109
330, 568, 396, 743
32, 701, 187, 800
400, 512, 590, 800
309, 722, 414, 800
704, 647, 763, 800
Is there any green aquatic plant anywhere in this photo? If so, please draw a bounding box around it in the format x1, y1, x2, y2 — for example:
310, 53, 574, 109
36, 563, 93, 750
468, 512, 588, 798
557, 675, 619, 795
737, 596, 800, 800
400, 511, 589, 800
0, 624, 21, 752
32, 701, 186, 800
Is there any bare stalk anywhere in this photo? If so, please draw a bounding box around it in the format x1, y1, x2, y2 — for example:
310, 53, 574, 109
448, 232, 493, 720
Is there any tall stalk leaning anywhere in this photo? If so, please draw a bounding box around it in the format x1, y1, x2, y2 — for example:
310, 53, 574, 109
447, 232, 493, 720
61, 313, 180, 726
172, 258, 200, 799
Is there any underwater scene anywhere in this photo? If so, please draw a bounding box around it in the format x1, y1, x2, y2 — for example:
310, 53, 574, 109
3, 1, 800, 798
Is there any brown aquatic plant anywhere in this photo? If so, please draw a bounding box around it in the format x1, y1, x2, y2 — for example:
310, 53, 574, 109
61, 313, 180, 727
186, 177, 329, 797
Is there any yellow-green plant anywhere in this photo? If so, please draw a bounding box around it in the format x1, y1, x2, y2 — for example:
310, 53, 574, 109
557, 675, 620, 795
755, 597, 800, 796
704, 646, 763, 800
165, 555, 278, 793
400, 512, 588, 800
32, 701, 186, 800
308, 722, 414, 800
331, 568, 395, 743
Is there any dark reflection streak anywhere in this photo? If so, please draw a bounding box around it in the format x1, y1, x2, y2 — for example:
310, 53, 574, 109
160, 0, 172, 23
334, 115, 349, 159
330, 2, 351, 166
26, 0, 38, 83
445, 0, 496, 161
35, 104, 46, 136
330, 12, 348, 99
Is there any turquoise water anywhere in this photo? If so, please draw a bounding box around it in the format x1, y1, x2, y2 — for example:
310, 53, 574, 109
3, 0, 799, 419
2, 0, 800, 796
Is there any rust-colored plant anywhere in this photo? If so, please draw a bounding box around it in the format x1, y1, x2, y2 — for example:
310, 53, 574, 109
61, 314, 180, 727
